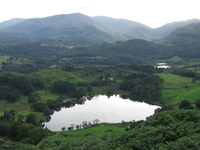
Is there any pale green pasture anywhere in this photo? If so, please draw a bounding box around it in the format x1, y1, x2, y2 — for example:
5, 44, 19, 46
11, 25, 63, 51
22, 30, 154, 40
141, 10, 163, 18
158, 73, 200, 88
162, 86, 200, 104
38, 69, 87, 85
58, 123, 126, 135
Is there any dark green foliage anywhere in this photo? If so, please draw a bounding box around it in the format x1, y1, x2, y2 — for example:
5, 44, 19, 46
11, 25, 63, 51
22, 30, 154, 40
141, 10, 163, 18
0, 42, 67, 58
58, 39, 179, 65
75, 88, 86, 98
25, 85, 35, 96
15, 123, 34, 140
25, 113, 37, 125
120, 73, 163, 102
9, 121, 22, 138
46, 99, 62, 111
179, 100, 194, 109
1, 107, 200, 149
21, 127, 51, 145
0, 73, 45, 98
86, 85, 93, 92
31, 102, 48, 113
90, 80, 114, 86
0, 121, 11, 136
195, 99, 200, 109
28, 92, 41, 103
61, 65, 75, 71
0, 86, 12, 100
2, 62, 39, 73
8, 90, 21, 102
43, 107, 53, 116
31, 99, 62, 115
0, 109, 16, 122
0, 38, 179, 65
51, 80, 76, 95
173, 68, 196, 78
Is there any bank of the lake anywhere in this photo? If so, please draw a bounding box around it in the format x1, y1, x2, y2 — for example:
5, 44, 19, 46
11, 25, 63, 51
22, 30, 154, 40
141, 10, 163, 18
58, 123, 129, 135
44, 95, 160, 131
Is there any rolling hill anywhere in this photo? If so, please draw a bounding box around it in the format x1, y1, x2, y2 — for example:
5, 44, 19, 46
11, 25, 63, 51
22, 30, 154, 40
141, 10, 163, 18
0, 18, 26, 28
162, 22, 200, 59
0, 13, 199, 45
0, 13, 114, 45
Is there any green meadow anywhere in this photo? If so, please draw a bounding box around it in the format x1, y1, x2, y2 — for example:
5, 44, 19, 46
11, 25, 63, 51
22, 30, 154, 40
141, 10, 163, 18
162, 86, 200, 104
38, 69, 87, 85
158, 73, 200, 88
58, 123, 128, 136
158, 73, 200, 105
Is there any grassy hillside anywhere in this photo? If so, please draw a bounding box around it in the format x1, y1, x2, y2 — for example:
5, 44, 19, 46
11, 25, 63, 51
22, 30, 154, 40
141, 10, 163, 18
162, 23, 200, 60
158, 73, 200, 88
38, 69, 87, 85
158, 73, 200, 105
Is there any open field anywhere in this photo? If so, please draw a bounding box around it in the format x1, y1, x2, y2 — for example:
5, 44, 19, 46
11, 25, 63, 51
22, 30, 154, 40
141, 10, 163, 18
162, 86, 200, 105
159, 73, 200, 105
158, 73, 200, 88
58, 123, 128, 135
38, 69, 87, 85
37, 90, 69, 102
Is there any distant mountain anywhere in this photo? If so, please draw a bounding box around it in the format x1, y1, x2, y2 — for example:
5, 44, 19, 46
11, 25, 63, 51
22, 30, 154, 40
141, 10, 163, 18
163, 22, 200, 44
162, 22, 200, 59
0, 13, 115, 45
91, 16, 154, 40
91, 16, 200, 40
0, 13, 199, 45
0, 18, 26, 28
154, 19, 200, 38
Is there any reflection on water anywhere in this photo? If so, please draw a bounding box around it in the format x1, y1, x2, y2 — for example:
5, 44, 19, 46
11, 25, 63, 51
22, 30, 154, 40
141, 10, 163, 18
44, 95, 160, 131
155, 63, 171, 68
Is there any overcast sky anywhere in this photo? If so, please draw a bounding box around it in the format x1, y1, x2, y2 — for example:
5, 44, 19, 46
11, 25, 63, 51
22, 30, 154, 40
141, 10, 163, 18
0, 0, 200, 28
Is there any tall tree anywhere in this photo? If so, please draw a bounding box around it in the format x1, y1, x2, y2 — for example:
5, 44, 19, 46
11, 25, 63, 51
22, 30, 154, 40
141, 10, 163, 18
25, 113, 37, 125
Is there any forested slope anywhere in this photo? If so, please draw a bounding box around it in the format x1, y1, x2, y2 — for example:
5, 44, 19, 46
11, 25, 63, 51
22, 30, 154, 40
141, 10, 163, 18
163, 22, 200, 59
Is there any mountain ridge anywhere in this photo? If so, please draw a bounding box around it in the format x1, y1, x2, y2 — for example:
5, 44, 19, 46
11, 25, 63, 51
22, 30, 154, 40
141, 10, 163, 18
0, 13, 199, 45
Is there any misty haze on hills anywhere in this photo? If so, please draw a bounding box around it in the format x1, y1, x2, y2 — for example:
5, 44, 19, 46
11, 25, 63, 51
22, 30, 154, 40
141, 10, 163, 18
0, 13, 200, 45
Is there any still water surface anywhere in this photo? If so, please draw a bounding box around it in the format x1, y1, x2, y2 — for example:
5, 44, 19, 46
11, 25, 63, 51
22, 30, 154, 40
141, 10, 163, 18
44, 95, 160, 131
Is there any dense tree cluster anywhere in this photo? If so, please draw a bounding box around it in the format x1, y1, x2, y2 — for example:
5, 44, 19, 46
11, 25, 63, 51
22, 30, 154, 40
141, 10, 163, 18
51, 80, 76, 95
0, 73, 45, 102
30, 98, 64, 116
0, 39, 180, 65
0, 42, 66, 58
120, 73, 163, 102
172, 68, 197, 78
2, 62, 39, 73
50, 80, 86, 98
0, 109, 51, 145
